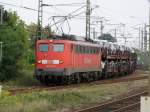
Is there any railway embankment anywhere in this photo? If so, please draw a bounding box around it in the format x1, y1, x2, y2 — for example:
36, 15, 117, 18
0, 71, 147, 112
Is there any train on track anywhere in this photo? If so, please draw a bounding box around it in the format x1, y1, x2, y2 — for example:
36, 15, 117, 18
34, 34, 137, 85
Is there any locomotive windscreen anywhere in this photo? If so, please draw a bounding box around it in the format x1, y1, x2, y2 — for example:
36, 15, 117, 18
39, 44, 48, 52
53, 44, 64, 52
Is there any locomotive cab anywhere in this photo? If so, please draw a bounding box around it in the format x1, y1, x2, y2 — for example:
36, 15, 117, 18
35, 38, 102, 85
35, 40, 71, 78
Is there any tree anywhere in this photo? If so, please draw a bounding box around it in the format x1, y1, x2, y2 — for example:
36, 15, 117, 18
98, 33, 117, 42
27, 23, 54, 48
26, 23, 54, 65
0, 10, 29, 81
26, 23, 37, 48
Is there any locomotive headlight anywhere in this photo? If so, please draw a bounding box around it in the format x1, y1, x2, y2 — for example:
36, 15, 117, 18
49, 40, 53, 42
38, 60, 42, 64
59, 60, 63, 64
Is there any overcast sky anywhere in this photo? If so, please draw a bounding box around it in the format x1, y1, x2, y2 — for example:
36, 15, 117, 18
0, 0, 149, 48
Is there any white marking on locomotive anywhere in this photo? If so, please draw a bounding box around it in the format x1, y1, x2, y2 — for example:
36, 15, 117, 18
84, 58, 92, 64
52, 60, 60, 64
42, 60, 48, 64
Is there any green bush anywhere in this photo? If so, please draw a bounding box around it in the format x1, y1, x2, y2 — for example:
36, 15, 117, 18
0, 11, 29, 81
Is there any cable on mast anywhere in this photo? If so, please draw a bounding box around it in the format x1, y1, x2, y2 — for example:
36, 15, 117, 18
37, 0, 43, 40
86, 0, 91, 39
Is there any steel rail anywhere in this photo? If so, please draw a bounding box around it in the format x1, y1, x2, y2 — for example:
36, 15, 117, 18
7, 75, 147, 95
76, 91, 147, 112
112, 102, 140, 112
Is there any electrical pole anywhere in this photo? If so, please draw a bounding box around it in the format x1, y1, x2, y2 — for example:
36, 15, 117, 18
144, 24, 148, 52
92, 28, 96, 39
91, 28, 98, 39
37, 0, 43, 40
141, 29, 144, 52
139, 28, 141, 50
140, 3, 150, 110
0, 5, 3, 25
93, 20, 104, 36
148, 0, 150, 96
100, 21, 103, 36
86, 0, 91, 39
0, 42, 3, 63
0, 6, 3, 63
114, 28, 117, 39
124, 37, 127, 45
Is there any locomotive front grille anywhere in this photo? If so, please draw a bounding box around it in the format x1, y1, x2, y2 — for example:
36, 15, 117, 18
35, 68, 65, 76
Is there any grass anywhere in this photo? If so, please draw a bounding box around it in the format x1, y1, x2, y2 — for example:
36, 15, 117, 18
0, 82, 131, 112
0, 69, 147, 112
2, 70, 40, 89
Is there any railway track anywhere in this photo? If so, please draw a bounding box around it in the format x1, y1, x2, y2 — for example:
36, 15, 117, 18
76, 91, 147, 112
7, 74, 147, 95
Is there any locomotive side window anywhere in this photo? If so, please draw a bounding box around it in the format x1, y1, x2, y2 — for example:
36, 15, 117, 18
53, 44, 64, 52
39, 44, 48, 52
73, 45, 100, 54
75, 45, 80, 53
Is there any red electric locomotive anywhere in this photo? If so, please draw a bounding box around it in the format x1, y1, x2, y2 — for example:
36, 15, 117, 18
35, 35, 102, 85
35, 35, 137, 85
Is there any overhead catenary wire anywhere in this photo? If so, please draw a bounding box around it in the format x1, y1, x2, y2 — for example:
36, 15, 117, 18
51, 3, 99, 35
0, 1, 58, 15
0, 1, 85, 15
42, 3, 86, 7
0, 1, 88, 31
49, 3, 100, 35
49, 11, 86, 27
49, 10, 86, 34
1, 1, 133, 37
0, 1, 86, 11
0, 1, 98, 23
0, 1, 38, 11
49, 5, 86, 27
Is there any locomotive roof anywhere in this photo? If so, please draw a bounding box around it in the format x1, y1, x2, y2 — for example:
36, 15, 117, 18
38, 34, 137, 53
37, 39, 101, 47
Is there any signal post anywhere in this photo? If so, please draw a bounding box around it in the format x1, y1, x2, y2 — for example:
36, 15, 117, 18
140, 1, 150, 112
0, 5, 3, 95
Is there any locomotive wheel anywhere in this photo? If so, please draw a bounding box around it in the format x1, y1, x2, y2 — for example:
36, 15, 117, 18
87, 73, 92, 82
98, 71, 102, 79
46, 76, 51, 86
55, 76, 62, 86
62, 76, 71, 85
71, 75, 76, 84
39, 76, 43, 84
62, 76, 67, 85
76, 73, 81, 84
39, 76, 46, 84
101, 72, 107, 79
43, 76, 50, 86
89, 72, 93, 81
67, 76, 71, 85
86, 73, 90, 82
82, 73, 88, 82
90, 72, 95, 81
94, 72, 99, 81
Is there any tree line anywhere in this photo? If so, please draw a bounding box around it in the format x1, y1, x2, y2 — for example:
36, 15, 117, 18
0, 8, 116, 81
0, 9, 53, 81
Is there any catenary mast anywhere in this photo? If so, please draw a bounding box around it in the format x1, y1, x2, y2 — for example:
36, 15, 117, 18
86, 0, 91, 39
37, 0, 43, 40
